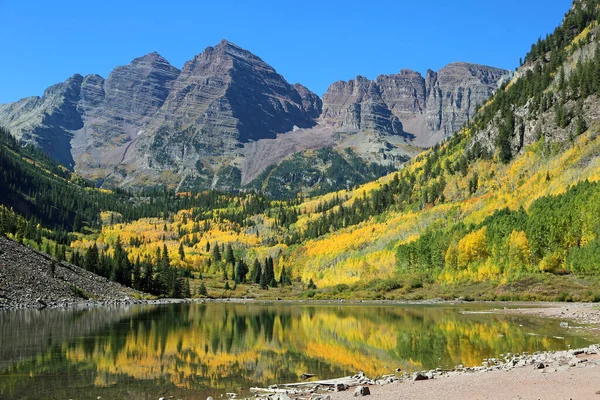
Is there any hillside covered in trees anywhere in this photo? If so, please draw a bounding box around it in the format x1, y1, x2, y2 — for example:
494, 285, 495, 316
3, 0, 600, 301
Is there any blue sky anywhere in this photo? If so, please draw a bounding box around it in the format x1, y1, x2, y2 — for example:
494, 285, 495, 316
0, 0, 572, 103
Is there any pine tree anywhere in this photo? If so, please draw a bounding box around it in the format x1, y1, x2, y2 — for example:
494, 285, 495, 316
179, 242, 185, 261
212, 244, 222, 261
264, 257, 276, 287
162, 244, 170, 269
84, 243, 99, 274
73, 213, 82, 232
251, 259, 262, 284
225, 244, 235, 265
576, 114, 588, 135
183, 278, 191, 298
223, 264, 229, 280
198, 282, 208, 297
259, 265, 268, 289
132, 256, 142, 290
235, 260, 248, 284
279, 265, 292, 286
143, 260, 154, 294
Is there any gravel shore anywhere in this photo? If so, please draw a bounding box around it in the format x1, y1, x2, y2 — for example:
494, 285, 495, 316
324, 304, 600, 400
252, 303, 600, 400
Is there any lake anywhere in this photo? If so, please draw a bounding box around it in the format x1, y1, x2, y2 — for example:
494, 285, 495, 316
0, 302, 593, 400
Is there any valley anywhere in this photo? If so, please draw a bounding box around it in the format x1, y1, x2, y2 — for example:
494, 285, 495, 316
3, 0, 600, 398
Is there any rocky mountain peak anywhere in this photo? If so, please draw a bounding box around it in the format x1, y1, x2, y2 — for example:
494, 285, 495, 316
322, 63, 510, 145
0, 40, 509, 194
129, 51, 173, 68
398, 68, 421, 76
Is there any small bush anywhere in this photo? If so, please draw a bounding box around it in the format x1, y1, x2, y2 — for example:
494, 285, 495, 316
556, 292, 573, 302
70, 285, 89, 300
375, 278, 404, 292
409, 278, 423, 289
333, 284, 349, 294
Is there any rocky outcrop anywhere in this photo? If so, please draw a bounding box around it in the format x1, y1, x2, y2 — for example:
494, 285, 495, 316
0, 75, 85, 168
321, 63, 511, 146
321, 76, 405, 137
425, 63, 510, 143
0, 236, 139, 310
149, 40, 316, 145
294, 83, 323, 119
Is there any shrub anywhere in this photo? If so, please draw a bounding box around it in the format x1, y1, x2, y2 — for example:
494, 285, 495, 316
375, 278, 404, 292
70, 285, 89, 299
556, 292, 573, 302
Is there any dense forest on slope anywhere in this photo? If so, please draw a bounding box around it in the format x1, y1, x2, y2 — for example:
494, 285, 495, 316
3, 0, 600, 301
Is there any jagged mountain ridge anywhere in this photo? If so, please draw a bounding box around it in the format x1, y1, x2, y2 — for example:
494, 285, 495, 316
322, 63, 511, 147
0, 40, 509, 195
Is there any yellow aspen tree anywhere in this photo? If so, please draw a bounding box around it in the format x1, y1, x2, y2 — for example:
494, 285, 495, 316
507, 230, 531, 272
457, 227, 489, 269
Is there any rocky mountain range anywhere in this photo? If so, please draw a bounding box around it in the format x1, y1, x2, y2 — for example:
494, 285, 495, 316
0, 40, 511, 196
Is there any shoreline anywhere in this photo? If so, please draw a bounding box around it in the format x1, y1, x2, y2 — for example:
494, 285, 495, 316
323, 344, 600, 400
2, 294, 599, 312
251, 302, 600, 400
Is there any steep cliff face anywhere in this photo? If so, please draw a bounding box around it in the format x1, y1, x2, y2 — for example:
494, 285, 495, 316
424, 62, 510, 144
0, 75, 84, 168
73, 53, 181, 180
321, 63, 511, 146
142, 40, 317, 162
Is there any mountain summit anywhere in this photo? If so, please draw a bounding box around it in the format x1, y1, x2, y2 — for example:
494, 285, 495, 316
0, 41, 509, 195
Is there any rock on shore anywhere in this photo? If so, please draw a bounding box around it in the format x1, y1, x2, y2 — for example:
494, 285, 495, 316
0, 236, 142, 310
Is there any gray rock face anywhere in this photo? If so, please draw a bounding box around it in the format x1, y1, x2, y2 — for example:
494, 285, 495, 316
0, 74, 85, 168
294, 83, 323, 119
321, 63, 510, 146
151, 40, 316, 144
425, 62, 510, 142
322, 76, 405, 137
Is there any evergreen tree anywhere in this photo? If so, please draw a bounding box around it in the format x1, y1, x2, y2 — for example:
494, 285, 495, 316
83, 243, 99, 274
212, 244, 222, 261
179, 242, 185, 261
576, 114, 588, 135
259, 265, 268, 289
132, 256, 142, 290
183, 278, 191, 298
264, 257, 276, 287
251, 259, 262, 284
234, 260, 248, 284
142, 260, 154, 294
73, 213, 83, 232
223, 264, 229, 280
279, 265, 292, 286
225, 244, 235, 265
198, 282, 208, 297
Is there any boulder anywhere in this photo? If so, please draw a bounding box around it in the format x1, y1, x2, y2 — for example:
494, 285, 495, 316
354, 386, 371, 396
412, 372, 429, 381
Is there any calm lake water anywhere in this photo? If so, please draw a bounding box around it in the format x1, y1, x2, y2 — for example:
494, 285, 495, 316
0, 302, 593, 400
